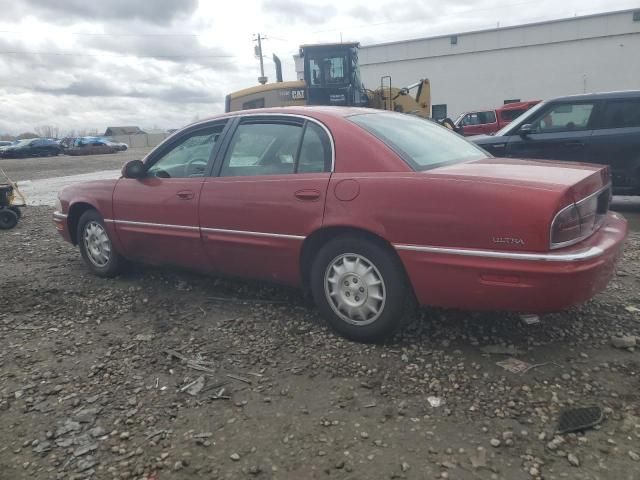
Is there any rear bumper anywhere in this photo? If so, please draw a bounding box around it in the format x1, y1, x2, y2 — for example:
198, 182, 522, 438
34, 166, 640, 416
396, 212, 628, 313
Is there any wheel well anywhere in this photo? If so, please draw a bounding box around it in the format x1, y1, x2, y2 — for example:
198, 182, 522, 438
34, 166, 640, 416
67, 202, 95, 245
299, 226, 407, 292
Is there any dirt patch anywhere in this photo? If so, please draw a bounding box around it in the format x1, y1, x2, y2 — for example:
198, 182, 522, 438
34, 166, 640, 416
1, 206, 640, 480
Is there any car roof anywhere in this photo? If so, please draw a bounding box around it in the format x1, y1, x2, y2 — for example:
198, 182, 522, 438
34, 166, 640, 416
187, 106, 383, 129
546, 90, 640, 102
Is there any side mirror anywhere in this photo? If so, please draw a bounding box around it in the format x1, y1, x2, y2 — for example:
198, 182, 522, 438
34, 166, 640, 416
519, 124, 533, 137
122, 159, 145, 179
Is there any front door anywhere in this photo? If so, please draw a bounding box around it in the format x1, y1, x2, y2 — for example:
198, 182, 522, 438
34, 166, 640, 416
505, 100, 598, 162
199, 116, 333, 286
112, 121, 228, 269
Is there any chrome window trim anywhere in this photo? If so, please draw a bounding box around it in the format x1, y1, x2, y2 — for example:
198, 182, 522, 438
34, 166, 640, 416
393, 243, 604, 262
549, 183, 611, 250
146, 113, 336, 173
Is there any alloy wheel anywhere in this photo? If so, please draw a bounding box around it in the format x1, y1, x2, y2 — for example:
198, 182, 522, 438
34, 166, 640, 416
83, 221, 111, 267
324, 253, 386, 326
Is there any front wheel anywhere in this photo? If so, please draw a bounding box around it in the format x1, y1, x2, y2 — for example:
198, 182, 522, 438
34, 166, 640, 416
310, 236, 415, 342
77, 210, 125, 277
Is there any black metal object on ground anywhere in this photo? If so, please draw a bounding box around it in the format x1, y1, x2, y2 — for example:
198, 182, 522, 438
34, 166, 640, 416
557, 406, 604, 434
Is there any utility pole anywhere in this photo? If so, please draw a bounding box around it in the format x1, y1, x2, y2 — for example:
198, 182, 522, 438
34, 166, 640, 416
254, 33, 268, 85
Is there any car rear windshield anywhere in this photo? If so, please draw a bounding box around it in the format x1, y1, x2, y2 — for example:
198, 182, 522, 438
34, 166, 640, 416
349, 112, 489, 171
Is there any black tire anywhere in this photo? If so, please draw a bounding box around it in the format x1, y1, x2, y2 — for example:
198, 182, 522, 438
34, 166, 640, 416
310, 235, 415, 342
9, 206, 22, 219
77, 209, 125, 277
0, 208, 18, 230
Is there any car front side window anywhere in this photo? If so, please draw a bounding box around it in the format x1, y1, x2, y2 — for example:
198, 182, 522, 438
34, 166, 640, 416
147, 124, 225, 179
529, 102, 596, 133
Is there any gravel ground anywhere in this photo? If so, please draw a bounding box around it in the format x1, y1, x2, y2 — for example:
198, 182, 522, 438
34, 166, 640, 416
0, 148, 151, 182
1, 158, 640, 480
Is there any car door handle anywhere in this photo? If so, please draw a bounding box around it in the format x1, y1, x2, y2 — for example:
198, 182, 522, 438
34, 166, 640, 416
176, 190, 194, 200
564, 141, 584, 148
294, 189, 321, 201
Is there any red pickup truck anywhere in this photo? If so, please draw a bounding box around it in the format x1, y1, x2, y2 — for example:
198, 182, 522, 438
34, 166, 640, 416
455, 100, 540, 136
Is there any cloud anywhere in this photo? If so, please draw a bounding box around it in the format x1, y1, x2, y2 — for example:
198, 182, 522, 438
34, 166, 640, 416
82, 34, 238, 68
262, 0, 338, 24
11, 0, 198, 26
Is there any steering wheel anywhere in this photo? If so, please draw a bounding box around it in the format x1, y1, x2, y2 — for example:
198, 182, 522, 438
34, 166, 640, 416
184, 157, 208, 177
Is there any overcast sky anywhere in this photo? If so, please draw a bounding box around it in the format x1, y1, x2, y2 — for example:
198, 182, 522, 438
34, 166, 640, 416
0, 0, 637, 135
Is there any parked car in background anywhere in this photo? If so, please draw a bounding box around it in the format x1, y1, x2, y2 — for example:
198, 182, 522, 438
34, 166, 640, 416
0, 138, 62, 158
472, 91, 640, 195
103, 138, 128, 151
0, 141, 13, 147
66, 137, 123, 156
54, 107, 626, 342
455, 100, 540, 136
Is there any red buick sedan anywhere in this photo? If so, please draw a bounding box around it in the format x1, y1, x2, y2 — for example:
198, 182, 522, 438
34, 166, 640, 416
54, 107, 627, 342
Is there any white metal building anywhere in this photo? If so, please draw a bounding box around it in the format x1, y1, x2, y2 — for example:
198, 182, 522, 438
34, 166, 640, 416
295, 9, 640, 120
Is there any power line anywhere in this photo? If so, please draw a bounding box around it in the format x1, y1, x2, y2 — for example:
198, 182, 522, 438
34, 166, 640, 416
0, 30, 203, 37
310, 0, 555, 34
0, 51, 237, 59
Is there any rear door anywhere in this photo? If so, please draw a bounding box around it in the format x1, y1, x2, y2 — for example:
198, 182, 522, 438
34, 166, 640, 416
112, 120, 229, 269
588, 97, 640, 194
198, 115, 333, 286
505, 100, 598, 162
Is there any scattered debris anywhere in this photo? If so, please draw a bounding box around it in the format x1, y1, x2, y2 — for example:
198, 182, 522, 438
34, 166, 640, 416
624, 305, 640, 313
557, 406, 604, 434
225, 373, 252, 385
519, 314, 540, 325
181, 376, 205, 396
427, 396, 444, 407
496, 357, 531, 374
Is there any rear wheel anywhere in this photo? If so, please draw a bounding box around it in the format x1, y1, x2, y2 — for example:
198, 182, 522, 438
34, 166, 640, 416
310, 236, 415, 342
9, 206, 21, 219
77, 210, 125, 277
0, 208, 18, 229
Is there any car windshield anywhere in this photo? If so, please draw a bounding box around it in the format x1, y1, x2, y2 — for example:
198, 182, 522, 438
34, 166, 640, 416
495, 101, 547, 136
349, 112, 489, 171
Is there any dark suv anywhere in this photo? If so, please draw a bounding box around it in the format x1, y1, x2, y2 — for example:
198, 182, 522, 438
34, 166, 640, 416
471, 91, 640, 195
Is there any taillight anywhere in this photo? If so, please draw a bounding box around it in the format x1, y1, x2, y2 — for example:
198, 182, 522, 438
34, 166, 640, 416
551, 204, 581, 245
550, 186, 610, 249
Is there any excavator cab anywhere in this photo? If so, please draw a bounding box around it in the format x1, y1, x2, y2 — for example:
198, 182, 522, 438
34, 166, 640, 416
300, 43, 368, 107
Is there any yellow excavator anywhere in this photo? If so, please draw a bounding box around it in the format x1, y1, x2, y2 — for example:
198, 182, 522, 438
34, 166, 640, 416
226, 42, 455, 129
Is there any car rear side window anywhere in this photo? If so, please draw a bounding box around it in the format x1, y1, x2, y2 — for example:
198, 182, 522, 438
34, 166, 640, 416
602, 99, 640, 128
349, 112, 489, 171
221, 121, 303, 177
297, 122, 331, 173
220, 119, 331, 177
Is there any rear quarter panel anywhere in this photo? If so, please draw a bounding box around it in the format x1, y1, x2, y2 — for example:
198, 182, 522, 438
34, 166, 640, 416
323, 173, 562, 252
